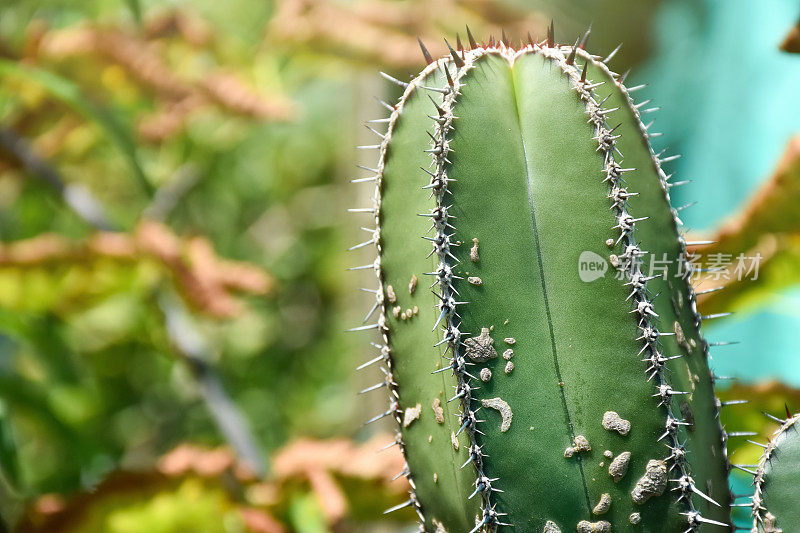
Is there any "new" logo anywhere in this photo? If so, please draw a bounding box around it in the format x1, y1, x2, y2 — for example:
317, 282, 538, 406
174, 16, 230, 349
578, 251, 608, 282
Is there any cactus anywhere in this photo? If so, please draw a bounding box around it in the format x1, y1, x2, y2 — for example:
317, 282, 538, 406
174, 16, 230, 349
351, 27, 740, 532
751, 413, 800, 532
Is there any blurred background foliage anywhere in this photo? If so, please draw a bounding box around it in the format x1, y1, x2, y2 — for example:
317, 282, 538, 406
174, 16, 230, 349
0, 0, 797, 531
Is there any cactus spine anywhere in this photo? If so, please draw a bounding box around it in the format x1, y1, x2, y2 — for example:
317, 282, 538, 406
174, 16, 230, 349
352, 28, 738, 532
751, 413, 800, 532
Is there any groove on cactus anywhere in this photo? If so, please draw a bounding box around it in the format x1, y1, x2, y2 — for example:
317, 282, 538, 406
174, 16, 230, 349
351, 27, 741, 532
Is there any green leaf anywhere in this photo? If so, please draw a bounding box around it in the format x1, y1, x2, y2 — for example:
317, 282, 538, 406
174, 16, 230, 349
0, 59, 153, 197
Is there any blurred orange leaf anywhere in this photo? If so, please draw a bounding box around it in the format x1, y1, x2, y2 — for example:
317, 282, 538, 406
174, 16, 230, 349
691, 137, 800, 316
0, 220, 274, 317
272, 434, 409, 525
158, 443, 258, 482
781, 20, 800, 53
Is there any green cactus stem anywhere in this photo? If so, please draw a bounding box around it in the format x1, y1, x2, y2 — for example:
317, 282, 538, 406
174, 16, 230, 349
751, 413, 800, 532
351, 26, 741, 532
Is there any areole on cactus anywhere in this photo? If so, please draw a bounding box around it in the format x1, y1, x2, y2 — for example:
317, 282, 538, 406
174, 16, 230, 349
350, 25, 748, 532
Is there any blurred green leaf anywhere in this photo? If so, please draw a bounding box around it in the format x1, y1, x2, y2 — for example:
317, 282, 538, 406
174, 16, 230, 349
122, 0, 142, 26
287, 493, 328, 533
0, 401, 21, 490
0, 59, 152, 197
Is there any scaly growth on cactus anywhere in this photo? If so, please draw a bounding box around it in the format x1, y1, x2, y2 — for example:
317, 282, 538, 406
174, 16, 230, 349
351, 26, 743, 532
751, 413, 800, 532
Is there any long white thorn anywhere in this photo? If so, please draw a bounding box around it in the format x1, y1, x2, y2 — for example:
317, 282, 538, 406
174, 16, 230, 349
696, 287, 725, 296
351, 176, 377, 183
379, 71, 409, 88
356, 354, 384, 371
383, 499, 415, 514
603, 43, 622, 64
720, 400, 748, 407
346, 323, 379, 332
348, 239, 376, 251
364, 126, 386, 140
702, 312, 733, 321
360, 381, 387, 394
691, 484, 723, 507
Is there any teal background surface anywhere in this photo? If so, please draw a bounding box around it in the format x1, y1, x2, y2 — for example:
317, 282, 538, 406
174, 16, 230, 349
636, 0, 800, 386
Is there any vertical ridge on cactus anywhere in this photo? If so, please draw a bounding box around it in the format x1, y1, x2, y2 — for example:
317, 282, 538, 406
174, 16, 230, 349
352, 30, 733, 532
751, 413, 800, 532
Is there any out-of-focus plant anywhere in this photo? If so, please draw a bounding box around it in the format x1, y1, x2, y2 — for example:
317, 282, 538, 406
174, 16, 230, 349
717, 381, 800, 528
1, 0, 354, 525
267, 0, 664, 72
17, 434, 410, 533
0, 220, 273, 317
268, 0, 547, 69
691, 137, 800, 316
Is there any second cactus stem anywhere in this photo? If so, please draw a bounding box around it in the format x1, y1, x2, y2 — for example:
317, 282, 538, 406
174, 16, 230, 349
751, 412, 800, 532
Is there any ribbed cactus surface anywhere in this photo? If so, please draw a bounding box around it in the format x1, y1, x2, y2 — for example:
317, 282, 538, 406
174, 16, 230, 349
751, 413, 800, 532
353, 29, 733, 532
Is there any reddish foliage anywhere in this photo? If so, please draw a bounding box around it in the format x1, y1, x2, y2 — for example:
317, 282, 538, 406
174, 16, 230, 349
0, 220, 275, 317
